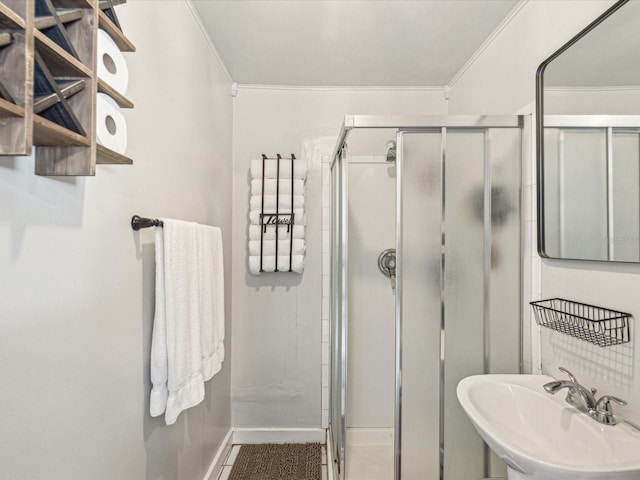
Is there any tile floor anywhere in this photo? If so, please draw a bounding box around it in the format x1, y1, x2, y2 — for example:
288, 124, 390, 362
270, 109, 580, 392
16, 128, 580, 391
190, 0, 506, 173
345, 445, 394, 480
216, 444, 329, 480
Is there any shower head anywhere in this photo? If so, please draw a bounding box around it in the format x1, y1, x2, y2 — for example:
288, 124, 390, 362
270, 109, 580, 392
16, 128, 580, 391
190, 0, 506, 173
386, 140, 396, 162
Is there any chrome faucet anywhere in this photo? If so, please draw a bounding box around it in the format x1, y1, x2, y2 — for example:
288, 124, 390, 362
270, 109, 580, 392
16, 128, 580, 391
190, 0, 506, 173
557, 367, 584, 407
544, 380, 597, 410
543, 368, 627, 426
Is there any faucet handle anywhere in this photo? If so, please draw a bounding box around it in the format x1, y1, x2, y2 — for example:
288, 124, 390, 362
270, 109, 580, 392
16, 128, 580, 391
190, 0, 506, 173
595, 395, 627, 413
557, 367, 581, 406
593, 395, 627, 425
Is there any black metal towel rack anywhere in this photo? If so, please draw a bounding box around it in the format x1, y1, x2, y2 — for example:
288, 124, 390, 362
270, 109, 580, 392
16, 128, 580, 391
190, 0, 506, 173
258, 153, 297, 272
131, 215, 163, 230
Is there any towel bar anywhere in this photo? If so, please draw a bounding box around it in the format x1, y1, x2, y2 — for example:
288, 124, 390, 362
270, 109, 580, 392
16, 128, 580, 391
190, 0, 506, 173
131, 215, 163, 230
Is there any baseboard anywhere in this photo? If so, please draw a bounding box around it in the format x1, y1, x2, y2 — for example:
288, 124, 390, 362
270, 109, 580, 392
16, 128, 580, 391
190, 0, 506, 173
203, 428, 233, 480
232, 428, 326, 444
346, 427, 394, 446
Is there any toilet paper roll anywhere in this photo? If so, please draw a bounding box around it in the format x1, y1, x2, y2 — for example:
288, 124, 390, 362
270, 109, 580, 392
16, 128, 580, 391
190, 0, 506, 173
96, 93, 127, 154
97, 29, 129, 95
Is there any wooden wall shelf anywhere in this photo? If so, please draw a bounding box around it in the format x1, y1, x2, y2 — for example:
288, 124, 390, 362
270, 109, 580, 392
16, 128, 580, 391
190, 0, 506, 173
35, 9, 84, 30
97, 78, 132, 108
0, 3, 26, 29
33, 114, 91, 146
0, 0, 33, 155
34, 29, 92, 77
0, 0, 133, 175
52, 0, 94, 9
98, 9, 134, 52
0, 97, 25, 116
96, 144, 132, 164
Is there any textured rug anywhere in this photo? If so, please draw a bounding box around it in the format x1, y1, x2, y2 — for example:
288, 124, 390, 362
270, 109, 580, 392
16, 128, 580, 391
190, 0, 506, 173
228, 443, 322, 480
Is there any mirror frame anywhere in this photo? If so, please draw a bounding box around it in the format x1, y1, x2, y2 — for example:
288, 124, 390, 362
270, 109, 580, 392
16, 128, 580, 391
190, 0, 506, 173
535, 0, 630, 260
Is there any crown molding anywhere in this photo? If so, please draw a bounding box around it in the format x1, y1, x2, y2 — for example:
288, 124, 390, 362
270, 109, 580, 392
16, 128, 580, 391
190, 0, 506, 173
235, 84, 445, 93
448, 0, 530, 88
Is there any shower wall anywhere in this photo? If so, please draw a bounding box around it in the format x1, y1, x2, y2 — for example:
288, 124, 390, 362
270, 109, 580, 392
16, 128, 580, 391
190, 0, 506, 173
347, 156, 396, 431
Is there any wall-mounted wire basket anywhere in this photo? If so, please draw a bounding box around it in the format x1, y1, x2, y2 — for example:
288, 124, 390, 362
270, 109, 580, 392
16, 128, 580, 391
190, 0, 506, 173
530, 298, 631, 347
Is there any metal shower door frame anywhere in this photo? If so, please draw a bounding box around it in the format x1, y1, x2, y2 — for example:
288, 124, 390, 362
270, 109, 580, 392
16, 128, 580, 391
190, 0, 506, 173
329, 115, 524, 480
329, 142, 349, 480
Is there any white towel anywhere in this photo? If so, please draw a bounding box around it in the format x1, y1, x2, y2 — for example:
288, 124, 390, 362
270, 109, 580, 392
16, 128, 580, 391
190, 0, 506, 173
149, 219, 225, 425
251, 179, 305, 196
249, 224, 305, 240
250, 208, 305, 225
283, 255, 304, 273
250, 195, 304, 211
150, 228, 168, 417
249, 254, 305, 274
250, 255, 275, 273
251, 158, 307, 180
249, 239, 305, 256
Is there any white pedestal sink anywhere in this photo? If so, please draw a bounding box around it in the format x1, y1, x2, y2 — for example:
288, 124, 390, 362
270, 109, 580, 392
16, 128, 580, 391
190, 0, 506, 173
457, 374, 640, 480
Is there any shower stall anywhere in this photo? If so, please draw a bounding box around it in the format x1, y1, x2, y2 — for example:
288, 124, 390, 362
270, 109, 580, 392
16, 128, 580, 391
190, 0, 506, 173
329, 115, 527, 480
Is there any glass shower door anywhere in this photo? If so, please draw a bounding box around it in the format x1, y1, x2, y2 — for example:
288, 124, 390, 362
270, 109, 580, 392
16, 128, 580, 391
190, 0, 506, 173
397, 127, 521, 480
396, 131, 443, 480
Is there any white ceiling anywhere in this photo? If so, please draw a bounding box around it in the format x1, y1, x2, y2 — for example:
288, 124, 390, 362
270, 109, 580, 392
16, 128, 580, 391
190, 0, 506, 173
545, 0, 640, 87
190, 0, 520, 87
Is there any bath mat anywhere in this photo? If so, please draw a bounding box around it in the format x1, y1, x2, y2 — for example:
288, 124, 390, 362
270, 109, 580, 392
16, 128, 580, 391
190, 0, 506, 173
228, 443, 322, 480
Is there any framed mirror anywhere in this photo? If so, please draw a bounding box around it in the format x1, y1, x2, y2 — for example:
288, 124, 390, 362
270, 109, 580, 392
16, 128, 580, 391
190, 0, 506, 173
536, 0, 640, 262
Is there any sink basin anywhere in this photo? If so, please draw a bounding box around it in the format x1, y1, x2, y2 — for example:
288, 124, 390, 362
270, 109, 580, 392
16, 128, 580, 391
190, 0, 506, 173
457, 374, 640, 480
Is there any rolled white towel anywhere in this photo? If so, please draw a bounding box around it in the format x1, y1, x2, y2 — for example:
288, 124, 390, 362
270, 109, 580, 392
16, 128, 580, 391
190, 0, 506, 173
250, 208, 305, 225
249, 239, 305, 256
251, 179, 305, 196
248, 255, 304, 274
249, 224, 305, 240
250, 158, 307, 180
249, 255, 275, 274
278, 255, 304, 273
250, 195, 304, 211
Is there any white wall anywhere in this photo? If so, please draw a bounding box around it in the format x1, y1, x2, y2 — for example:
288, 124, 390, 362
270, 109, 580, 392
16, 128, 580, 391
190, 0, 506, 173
448, 0, 616, 115
347, 157, 396, 429
231, 87, 447, 429
450, 0, 640, 424
0, 2, 233, 479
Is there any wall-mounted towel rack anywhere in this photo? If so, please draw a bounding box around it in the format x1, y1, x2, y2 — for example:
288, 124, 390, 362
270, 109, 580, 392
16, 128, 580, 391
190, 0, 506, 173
260, 153, 295, 272
131, 215, 163, 230
261, 154, 296, 160
248, 153, 306, 274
